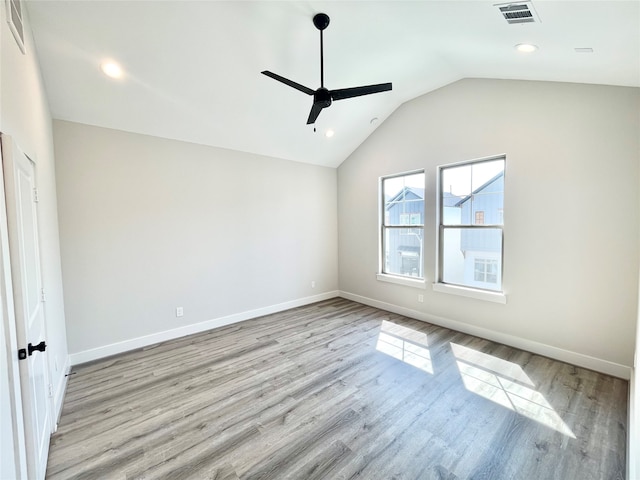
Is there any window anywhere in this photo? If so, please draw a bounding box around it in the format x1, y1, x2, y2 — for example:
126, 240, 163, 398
380, 170, 425, 279
399, 213, 421, 225
474, 258, 498, 283
438, 156, 505, 292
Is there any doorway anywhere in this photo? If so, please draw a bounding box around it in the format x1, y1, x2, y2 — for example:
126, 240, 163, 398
1, 134, 53, 480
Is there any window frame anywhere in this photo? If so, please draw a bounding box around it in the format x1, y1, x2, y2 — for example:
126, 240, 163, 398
436, 155, 505, 296
379, 169, 426, 283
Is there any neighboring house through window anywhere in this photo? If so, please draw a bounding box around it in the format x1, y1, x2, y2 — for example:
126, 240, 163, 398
380, 170, 425, 279
474, 258, 499, 284
438, 156, 505, 292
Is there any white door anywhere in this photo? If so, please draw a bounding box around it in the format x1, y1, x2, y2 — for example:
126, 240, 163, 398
1, 134, 51, 480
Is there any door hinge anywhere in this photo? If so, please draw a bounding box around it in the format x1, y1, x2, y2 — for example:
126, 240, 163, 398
33, 188, 39, 203
18, 348, 27, 360
41, 288, 46, 302
48, 384, 54, 398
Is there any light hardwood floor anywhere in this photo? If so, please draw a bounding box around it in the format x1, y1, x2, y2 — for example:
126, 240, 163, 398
47, 298, 627, 479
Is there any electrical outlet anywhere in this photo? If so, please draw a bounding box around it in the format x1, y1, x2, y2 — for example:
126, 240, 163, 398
311, 281, 316, 288
418, 294, 424, 303
176, 307, 184, 317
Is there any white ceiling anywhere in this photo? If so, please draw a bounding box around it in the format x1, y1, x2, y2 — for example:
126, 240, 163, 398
25, 1, 640, 168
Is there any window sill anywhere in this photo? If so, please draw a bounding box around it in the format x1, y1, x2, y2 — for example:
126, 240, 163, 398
432, 283, 507, 304
377, 273, 427, 289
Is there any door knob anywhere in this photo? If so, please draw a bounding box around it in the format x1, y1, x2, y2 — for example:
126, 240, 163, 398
27, 341, 46, 356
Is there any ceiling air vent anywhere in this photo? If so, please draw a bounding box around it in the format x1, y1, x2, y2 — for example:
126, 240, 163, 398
5, 0, 26, 54
495, 2, 541, 25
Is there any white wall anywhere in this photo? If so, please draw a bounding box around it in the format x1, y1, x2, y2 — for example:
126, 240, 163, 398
338, 79, 640, 373
0, 3, 69, 476
53, 120, 338, 359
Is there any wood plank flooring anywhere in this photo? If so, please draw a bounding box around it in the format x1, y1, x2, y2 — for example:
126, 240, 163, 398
47, 298, 628, 479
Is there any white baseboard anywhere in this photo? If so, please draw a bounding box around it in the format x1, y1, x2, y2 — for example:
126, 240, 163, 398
69, 289, 630, 379
339, 290, 631, 380
69, 291, 340, 366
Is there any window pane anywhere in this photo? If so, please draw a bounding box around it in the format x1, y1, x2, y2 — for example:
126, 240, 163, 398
442, 164, 471, 198
381, 171, 425, 279
442, 227, 502, 291
442, 159, 504, 226
439, 157, 505, 293
383, 172, 425, 226
383, 173, 424, 202
471, 159, 505, 192
384, 227, 423, 278
472, 192, 503, 225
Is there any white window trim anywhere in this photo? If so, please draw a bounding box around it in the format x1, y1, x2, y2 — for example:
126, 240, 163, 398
377, 273, 427, 289
435, 154, 506, 299
432, 282, 507, 304
379, 169, 426, 281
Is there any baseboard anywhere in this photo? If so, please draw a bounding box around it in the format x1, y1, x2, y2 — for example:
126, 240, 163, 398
69, 291, 340, 366
339, 290, 631, 380
69, 289, 630, 378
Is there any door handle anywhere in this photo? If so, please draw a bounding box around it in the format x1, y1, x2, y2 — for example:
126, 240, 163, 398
27, 341, 46, 356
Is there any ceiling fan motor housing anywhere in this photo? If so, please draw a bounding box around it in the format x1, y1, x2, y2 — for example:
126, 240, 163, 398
315, 88, 332, 108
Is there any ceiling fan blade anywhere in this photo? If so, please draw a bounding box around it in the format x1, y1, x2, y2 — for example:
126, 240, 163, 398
261, 71, 314, 95
330, 82, 392, 101
306, 102, 324, 125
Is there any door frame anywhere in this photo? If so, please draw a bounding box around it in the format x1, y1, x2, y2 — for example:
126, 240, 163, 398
0, 133, 51, 479
0, 134, 28, 477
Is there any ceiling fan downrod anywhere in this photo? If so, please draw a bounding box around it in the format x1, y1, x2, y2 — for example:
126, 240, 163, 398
313, 13, 330, 89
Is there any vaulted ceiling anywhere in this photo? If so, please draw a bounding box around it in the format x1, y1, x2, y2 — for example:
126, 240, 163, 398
25, 1, 640, 168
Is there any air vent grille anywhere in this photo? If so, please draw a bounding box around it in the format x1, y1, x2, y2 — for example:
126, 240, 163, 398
495, 2, 541, 25
6, 0, 26, 54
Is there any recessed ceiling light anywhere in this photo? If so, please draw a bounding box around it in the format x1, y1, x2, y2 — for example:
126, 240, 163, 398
515, 43, 538, 53
574, 47, 594, 53
325, 129, 335, 138
101, 60, 123, 79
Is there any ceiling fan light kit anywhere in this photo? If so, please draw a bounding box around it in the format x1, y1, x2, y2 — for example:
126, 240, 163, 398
262, 13, 392, 125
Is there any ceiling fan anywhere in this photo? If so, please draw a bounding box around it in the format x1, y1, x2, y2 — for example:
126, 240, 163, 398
261, 13, 392, 125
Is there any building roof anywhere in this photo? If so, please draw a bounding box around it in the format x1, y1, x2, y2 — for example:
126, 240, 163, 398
454, 171, 504, 207
385, 187, 425, 207
443, 192, 464, 207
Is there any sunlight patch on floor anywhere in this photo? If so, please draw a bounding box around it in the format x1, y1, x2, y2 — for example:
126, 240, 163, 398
376, 320, 433, 374
450, 342, 575, 438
